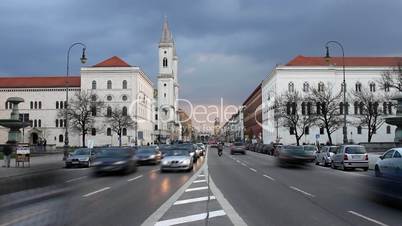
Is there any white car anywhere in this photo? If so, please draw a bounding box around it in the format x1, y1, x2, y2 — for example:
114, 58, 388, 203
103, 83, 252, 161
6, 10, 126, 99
315, 146, 338, 166
331, 145, 369, 171
375, 148, 402, 178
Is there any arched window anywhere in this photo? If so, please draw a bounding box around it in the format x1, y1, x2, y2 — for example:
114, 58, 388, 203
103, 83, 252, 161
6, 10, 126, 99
288, 82, 294, 92
39, 102, 42, 109
56, 101, 59, 109
307, 102, 312, 115
59, 135, 64, 142
383, 102, 388, 114
107, 128, 112, 136
5, 102, 8, 110
286, 102, 291, 115
122, 80, 127, 89
55, 119, 59, 127
122, 106, 127, 116
60, 101, 64, 109
92, 80, 97, 89
304, 126, 309, 135
122, 128, 127, 136
318, 82, 324, 92
34, 120, 37, 127
91, 128, 96, 136
291, 102, 296, 115
369, 82, 376, 92
355, 82, 362, 92
357, 126, 362, 134
30, 101, 33, 109
386, 126, 391, 134
359, 102, 364, 115
107, 80, 112, 89
303, 82, 309, 92
354, 102, 359, 114
345, 102, 349, 115
34, 101, 37, 109
316, 102, 321, 115
373, 102, 379, 115
163, 57, 168, 68
38, 120, 41, 127
107, 107, 112, 117
91, 106, 97, 116
60, 119, 63, 128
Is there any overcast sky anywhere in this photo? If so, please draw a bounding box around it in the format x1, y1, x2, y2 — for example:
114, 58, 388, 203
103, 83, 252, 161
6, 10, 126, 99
1, 0, 402, 107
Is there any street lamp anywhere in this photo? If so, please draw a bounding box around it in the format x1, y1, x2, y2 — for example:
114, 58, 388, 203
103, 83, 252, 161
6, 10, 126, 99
324, 40, 347, 144
65, 42, 87, 148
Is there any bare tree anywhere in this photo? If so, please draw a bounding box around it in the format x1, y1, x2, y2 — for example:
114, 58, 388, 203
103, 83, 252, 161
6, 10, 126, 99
350, 87, 386, 143
104, 107, 135, 146
58, 91, 104, 147
274, 91, 315, 146
306, 83, 343, 145
379, 64, 402, 91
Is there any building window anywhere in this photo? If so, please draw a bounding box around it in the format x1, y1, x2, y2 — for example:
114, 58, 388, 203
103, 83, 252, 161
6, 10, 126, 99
164, 93, 166, 98
122, 95, 128, 101
34, 119, 37, 127
154, 125, 158, 130
155, 114, 158, 120
288, 82, 294, 92
303, 82, 309, 92
38, 120, 41, 127
55, 120, 59, 127
307, 102, 312, 115
164, 83, 167, 87
39, 102, 42, 109
30, 101, 33, 109
301, 102, 306, 115
60, 101, 64, 109
56, 101, 59, 109
91, 128, 96, 136
91, 106, 97, 116
318, 82, 324, 92
305, 126, 309, 135
107, 95, 112, 101
388, 102, 392, 114
60, 119, 64, 128
34, 101, 37, 109
320, 127, 324, 135
163, 57, 168, 67
384, 82, 390, 92
107, 80, 112, 89
291, 102, 296, 115
354, 102, 359, 114
286, 102, 291, 115
59, 135, 64, 142
92, 80, 97, 89
355, 82, 362, 92
107, 128, 112, 136
386, 126, 391, 134
107, 107, 112, 117
369, 82, 376, 92
122, 106, 127, 116
359, 102, 364, 115
122, 128, 127, 136
290, 127, 295, 135
345, 102, 349, 115
5, 102, 8, 110
91, 95, 97, 102
357, 126, 362, 134
316, 102, 321, 115
122, 80, 127, 89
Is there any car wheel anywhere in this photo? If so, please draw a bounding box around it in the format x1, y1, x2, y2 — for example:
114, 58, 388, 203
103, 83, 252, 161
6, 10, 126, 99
375, 165, 382, 177
87, 161, 91, 168
340, 163, 346, 171
331, 161, 335, 169
243, 151, 246, 155
315, 158, 319, 165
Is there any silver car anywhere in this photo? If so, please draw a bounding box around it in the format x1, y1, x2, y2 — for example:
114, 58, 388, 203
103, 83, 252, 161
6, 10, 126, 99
65, 148, 96, 168
160, 147, 194, 172
315, 146, 338, 166
375, 148, 402, 178
331, 145, 369, 171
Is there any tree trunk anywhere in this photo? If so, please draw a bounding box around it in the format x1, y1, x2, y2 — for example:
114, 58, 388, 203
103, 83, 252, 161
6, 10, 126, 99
82, 133, 86, 147
295, 130, 300, 146
325, 123, 332, 145
119, 134, 122, 147
367, 124, 372, 143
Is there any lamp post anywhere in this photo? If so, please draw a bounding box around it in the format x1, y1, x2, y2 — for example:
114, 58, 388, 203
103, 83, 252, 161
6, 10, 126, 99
324, 40, 347, 144
65, 42, 87, 148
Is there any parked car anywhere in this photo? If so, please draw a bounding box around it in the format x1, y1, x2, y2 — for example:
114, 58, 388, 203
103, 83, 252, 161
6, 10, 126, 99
256, 143, 264, 153
331, 145, 368, 171
92, 147, 137, 175
65, 148, 96, 168
276, 145, 315, 165
302, 145, 317, 162
375, 148, 402, 178
249, 143, 257, 152
230, 142, 246, 155
160, 146, 194, 172
315, 146, 338, 166
136, 146, 162, 165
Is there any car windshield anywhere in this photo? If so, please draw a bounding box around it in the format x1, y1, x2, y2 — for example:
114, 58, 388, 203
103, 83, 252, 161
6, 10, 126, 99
137, 148, 155, 154
329, 147, 338, 153
303, 146, 316, 151
234, 142, 244, 146
73, 149, 90, 155
165, 149, 189, 156
345, 146, 366, 154
97, 149, 131, 157
284, 146, 304, 151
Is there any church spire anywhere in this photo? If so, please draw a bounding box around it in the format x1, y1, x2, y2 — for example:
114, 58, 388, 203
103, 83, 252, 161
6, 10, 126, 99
160, 16, 173, 44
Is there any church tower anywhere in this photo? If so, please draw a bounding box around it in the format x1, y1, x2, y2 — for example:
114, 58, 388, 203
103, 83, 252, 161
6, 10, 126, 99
157, 17, 180, 142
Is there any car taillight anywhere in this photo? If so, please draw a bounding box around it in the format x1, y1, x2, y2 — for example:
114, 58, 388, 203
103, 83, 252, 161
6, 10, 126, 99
365, 154, 368, 160
344, 154, 348, 160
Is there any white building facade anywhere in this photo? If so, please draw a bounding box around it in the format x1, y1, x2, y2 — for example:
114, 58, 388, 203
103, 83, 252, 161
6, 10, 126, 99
262, 55, 402, 145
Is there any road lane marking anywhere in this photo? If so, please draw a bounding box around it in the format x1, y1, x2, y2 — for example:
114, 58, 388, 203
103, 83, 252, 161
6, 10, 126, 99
0, 209, 49, 226
241, 163, 247, 166
173, 196, 216, 205
242, 160, 249, 164
236, 160, 240, 163
289, 186, 315, 197
65, 176, 87, 183
193, 179, 206, 183
185, 186, 208, 192
263, 174, 275, 181
348, 211, 389, 226
128, 175, 143, 182
155, 210, 226, 226
249, 168, 257, 172
197, 174, 205, 177
82, 187, 110, 197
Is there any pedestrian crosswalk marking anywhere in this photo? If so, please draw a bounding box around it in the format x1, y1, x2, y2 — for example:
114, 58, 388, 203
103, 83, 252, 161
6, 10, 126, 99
193, 179, 206, 183
185, 186, 208, 192
155, 210, 226, 226
173, 196, 216, 205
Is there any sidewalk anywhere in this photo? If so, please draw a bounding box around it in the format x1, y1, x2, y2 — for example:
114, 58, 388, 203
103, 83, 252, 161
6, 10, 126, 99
0, 154, 64, 180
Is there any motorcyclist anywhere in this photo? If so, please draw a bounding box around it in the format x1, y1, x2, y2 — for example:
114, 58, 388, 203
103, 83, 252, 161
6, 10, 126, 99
217, 141, 224, 156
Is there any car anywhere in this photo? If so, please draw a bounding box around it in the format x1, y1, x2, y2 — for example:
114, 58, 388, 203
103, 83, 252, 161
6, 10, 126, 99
315, 146, 338, 166
375, 148, 402, 178
65, 148, 96, 168
276, 145, 315, 165
158, 144, 172, 158
196, 143, 206, 156
331, 145, 368, 171
194, 144, 204, 158
174, 143, 197, 162
92, 147, 137, 175
256, 143, 264, 153
230, 142, 246, 155
160, 146, 194, 172
136, 146, 162, 165
302, 145, 318, 162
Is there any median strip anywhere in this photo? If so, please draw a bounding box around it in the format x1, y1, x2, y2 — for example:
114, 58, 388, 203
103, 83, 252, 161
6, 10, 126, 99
289, 186, 315, 198
82, 187, 110, 197
348, 211, 388, 226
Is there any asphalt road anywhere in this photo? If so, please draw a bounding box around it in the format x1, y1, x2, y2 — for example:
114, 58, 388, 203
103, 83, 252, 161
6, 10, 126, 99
208, 147, 402, 226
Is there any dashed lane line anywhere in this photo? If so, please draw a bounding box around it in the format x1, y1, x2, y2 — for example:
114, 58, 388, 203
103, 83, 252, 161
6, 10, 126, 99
249, 168, 257, 172
263, 174, 275, 181
289, 186, 315, 198
173, 196, 216, 205
348, 211, 389, 226
127, 175, 143, 182
185, 186, 208, 192
65, 176, 87, 183
155, 210, 226, 226
241, 163, 247, 167
82, 187, 111, 198
193, 179, 206, 183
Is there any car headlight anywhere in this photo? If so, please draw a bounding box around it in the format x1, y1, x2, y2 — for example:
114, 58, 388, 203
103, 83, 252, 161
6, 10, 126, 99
190, 152, 194, 156
92, 161, 102, 166
162, 160, 169, 165
149, 155, 156, 159
113, 161, 127, 165
182, 159, 190, 164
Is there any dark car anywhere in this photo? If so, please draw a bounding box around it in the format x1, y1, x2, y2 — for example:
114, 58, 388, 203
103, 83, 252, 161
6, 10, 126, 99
92, 147, 137, 175
277, 145, 315, 165
230, 142, 246, 155
136, 146, 162, 165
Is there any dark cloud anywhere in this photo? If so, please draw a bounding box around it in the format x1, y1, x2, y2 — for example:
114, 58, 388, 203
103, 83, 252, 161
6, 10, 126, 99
1, 0, 402, 105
